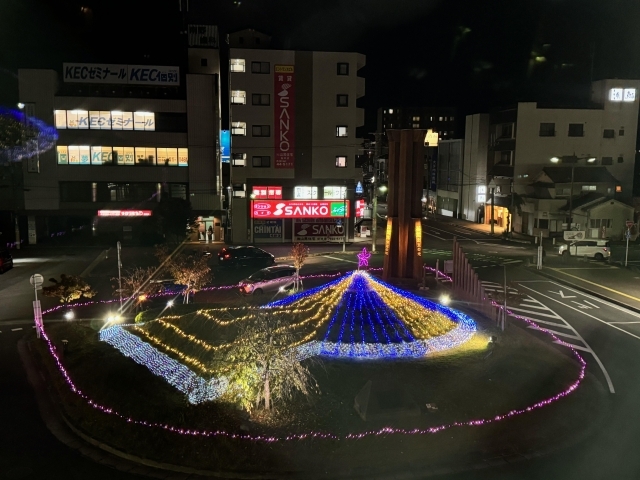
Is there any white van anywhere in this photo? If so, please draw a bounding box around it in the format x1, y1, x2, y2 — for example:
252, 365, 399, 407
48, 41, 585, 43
558, 240, 611, 260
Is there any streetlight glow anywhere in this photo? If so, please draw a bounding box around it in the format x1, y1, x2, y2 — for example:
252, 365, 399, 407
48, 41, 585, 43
587, 157, 596, 163
439, 294, 451, 306
64, 311, 74, 320
379, 185, 388, 193
550, 157, 560, 163
167, 300, 174, 307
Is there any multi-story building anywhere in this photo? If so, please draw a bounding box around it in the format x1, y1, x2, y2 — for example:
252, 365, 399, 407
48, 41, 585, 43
377, 107, 459, 140
464, 79, 640, 237
9, 26, 224, 245
228, 39, 366, 244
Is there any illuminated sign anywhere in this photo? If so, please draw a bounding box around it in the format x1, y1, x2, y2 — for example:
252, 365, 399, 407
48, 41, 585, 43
294, 186, 318, 199
477, 194, 486, 203
624, 88, 636, 102
63, 63, 179, 86
251, 186, 282, 199
477, 186, 487, 194
424, 129, 438, 147
251, 200, 350, 219
274, 65, 295, 169
220, 130, 230, 163
54, 110, 154, 131
98, 210, 152, 217
610, 88, 636, 102
323, 186, 347, 199
293, 219, 344, 243
356, 199, 365, 218
356, 181, 363, 194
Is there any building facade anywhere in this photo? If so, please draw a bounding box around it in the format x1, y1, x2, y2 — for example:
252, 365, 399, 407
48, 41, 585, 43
228, 46, 366, 243
12, 41, 224, 244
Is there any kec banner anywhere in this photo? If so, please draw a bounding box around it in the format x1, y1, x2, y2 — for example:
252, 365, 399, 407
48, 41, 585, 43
63, 63, 180, 86
251, 200, 350, 219
274, 65, 295, 168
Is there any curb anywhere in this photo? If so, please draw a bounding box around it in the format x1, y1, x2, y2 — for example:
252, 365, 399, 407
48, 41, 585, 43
531, 268, 640, 315
80, 248, 110, 278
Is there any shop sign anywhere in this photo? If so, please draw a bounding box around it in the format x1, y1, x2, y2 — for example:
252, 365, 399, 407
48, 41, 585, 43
220, 130, 230, 163
251, 200, 350, 219
274, 65, 295, 168
293, 219, 344, 242
63, 63, 179, 85
98, 210, 152, 217
253, 219, 282, 239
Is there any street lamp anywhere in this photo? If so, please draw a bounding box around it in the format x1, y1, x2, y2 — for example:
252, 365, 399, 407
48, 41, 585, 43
226, 186, 232, 242
549, 155, 596, 231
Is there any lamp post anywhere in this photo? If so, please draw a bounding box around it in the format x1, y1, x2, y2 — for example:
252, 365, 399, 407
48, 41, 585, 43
372, 184, 387, 252
550, 155, 596, 231
226, 185, 232, 242
249, 193, 256, 244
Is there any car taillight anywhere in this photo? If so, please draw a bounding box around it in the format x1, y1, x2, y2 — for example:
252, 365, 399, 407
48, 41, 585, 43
224, 254, 230, 258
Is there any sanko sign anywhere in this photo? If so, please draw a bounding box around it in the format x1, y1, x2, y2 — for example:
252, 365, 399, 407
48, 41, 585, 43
63, 63, 180, 86
251, 200, 350, 219
97, 210, 152, 217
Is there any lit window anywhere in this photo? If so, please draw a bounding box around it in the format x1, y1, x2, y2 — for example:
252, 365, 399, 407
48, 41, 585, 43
412, 116, 420, 121
413, 123, 419, 128
178, 148, 189, 166
388, 109, 394, 114
439, 116, 443, 121
88, 111, 112, 130
336, 156, 347, 167
231, 122, 247, 136
91, 146, 113, 165
66, 110, 88, 129
616, 185, 622, 192
134, 112, 155, 131
230, 59, 245, 72
324, 186, 347, 199
581, 185, 597, 191
157, 148, 178, 166
232, 153, 246, 167
111, 111, 133, 130
135, 147, 155, 165
294, 186, 318, 199
56, 146, 68, 164
54, 110, 67, 129
336, 126, 348, 137
231, 90, 246, 104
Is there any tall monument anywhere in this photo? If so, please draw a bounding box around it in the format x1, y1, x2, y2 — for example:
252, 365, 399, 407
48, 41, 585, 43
382, 129, 425, 281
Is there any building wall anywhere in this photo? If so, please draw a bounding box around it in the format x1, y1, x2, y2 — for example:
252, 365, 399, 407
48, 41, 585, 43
586, 200, 634, 238
436, 139, 464, 218
462, 114, 490, 221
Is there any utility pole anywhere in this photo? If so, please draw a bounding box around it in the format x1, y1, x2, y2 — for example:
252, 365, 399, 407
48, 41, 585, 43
568, 164, 574, 231
117, 241, 123, 311
371, 132, 382, 252
342, 187, 347, 252
502, 265, 507, 331
490, 187, 495, 235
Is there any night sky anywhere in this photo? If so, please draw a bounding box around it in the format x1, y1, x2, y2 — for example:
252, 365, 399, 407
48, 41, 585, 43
2, 0, 640, 131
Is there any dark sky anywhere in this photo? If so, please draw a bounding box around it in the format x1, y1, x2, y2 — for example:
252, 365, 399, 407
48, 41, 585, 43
2, 0, 640, 131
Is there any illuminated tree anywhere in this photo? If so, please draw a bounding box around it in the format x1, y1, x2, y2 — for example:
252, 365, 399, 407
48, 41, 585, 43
223, 311, 318, 412
155, 250, 211, 304
290, 243, 309, 291
43, 274, 96, 304
112, 267, 157, 312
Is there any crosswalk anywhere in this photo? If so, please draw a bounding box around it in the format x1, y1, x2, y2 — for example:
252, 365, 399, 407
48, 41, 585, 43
480, 280, 615, 393
421, 249, 524, 268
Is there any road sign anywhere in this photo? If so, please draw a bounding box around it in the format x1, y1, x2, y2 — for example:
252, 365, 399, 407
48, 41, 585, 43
626, 220, 635, 228
30, 274, 44, 289
626, 230, 632, 240
33, 300, 42, 339
563, 231, 585, 241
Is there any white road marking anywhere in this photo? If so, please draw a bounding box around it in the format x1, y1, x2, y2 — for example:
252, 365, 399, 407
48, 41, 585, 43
548, 289, 576, 299
11, 328, 22, 332
515, 317, 573, 329
507, 306, 564, 319
527, 325, 582, 340
322, 255, 358, 264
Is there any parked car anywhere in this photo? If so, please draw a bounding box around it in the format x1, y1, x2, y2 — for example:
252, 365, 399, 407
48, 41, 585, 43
558, 240, 611, 260
218, 246, 275, 267
239, 265, 298, 295
0, 249, 13, 274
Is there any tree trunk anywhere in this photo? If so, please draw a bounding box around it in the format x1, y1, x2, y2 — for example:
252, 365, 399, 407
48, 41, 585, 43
264, 373, 271, 410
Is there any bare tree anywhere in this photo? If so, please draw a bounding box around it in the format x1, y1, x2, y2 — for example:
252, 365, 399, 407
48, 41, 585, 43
223, 310, 317, 413
167, 252, 212, 304
112, 267, 156, 312
290, 243, 309, 291
43, 274, 96, 304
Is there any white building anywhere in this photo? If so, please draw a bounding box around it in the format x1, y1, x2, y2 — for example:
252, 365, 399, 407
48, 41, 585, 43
464, 79, 640, 234
228, 41, 366, 243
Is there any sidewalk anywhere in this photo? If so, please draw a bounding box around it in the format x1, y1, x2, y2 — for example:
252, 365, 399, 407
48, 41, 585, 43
534, 256, 640, 312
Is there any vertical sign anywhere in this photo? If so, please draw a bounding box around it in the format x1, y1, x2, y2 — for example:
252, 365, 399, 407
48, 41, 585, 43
274, 65, 295, 169
220, 129, 230, 163
429, 150, 438, 191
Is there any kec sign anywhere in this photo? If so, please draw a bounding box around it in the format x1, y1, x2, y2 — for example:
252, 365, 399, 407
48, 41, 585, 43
251, 200, 350, 219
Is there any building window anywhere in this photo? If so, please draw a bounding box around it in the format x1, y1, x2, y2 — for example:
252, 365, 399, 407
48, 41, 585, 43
252, 156, 271, 167
336, 126, 348, 137
252, 125, 270, 137
603, 129, 615, 138
539, 122, 555, 137
230, 59, 245, 72
111, 111, 134, 130
200, 58, 208, 67
450, 116, 455, 121
324, 186, 347, 199
231, 122, 246, 136
581, 185, 596, 191
616, 185, 622, 193
230, 90, 246, 105
337, 94, 348, 107
619, 127, 625, 136
251, 61, 270, 74
439, 116, 443, 121
388, 109, 394, 114
568, 123, 584, 137
156, 148, 178, 166
556, 188, 571, 196
337, 62, 349, 75
535, 219, 549, 229
91, 146, 113, 165
134, 147, 156, 165
602, 156, 613, 165
252, 93, 270, 106
336, 156, 347, 167
500, 151, 512, 165
412, 116, 420, 121
134, 112, 155, 131
54, 110, 67, 129
500, 123, 513, 138
618, 156, 624, 163
294, 186, 318, 199
413, 123, 420, 128
232, 153, 246, 167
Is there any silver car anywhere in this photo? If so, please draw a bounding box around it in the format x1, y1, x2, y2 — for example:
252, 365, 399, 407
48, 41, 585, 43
239, 265, 298, 295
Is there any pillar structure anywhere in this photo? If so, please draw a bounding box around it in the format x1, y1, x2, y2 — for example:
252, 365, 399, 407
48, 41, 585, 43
382, 129, 426, 281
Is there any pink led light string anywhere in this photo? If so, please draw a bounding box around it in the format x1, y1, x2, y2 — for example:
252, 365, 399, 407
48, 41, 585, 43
38, 271, 587, 443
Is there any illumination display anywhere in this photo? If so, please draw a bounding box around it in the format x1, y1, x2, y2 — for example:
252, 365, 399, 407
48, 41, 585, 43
0, 108, 58, 162
357, 247, 371, 268
38, 267, 587, 443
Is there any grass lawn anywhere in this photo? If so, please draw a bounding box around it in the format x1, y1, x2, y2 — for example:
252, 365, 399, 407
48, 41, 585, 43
35, 306, 609, 477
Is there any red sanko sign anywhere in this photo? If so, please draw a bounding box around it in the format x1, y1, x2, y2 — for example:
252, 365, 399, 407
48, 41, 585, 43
97, 209, 152, 217
274, 65, 295, 169
251, 200, 350, 219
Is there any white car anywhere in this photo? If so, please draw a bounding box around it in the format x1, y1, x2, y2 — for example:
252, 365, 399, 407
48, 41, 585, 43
558, 240, 611, 260
239, 265, 299, 295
